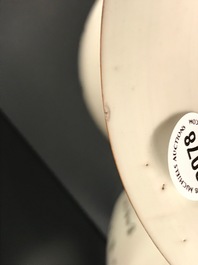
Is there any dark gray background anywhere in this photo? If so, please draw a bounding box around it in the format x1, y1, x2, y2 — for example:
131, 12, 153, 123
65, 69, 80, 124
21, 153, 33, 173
1, 111, 106, 265
0, 0, 122, 236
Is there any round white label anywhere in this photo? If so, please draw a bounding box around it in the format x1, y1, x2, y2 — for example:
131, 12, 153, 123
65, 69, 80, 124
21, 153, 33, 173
168, 112, 198, 201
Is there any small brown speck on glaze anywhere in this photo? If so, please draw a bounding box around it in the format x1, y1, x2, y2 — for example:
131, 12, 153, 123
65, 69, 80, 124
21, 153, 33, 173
104, 104, 110, 122
127, 226, 135, 236
113, 66, 119, 71
162, 184, 165, 190
145, 163, 149, 167
182, 239, 187, 243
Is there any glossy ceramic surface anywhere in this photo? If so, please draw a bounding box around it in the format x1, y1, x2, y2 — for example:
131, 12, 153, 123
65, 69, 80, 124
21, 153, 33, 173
107, 192, 168, 265
101, 1, 198, 264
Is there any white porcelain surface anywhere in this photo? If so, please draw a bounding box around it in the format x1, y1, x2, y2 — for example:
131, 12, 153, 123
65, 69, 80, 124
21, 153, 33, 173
79, 2, 169, 263
101, 0, 198, 264
78, 0, 107, 136
107, 192, 168, 265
